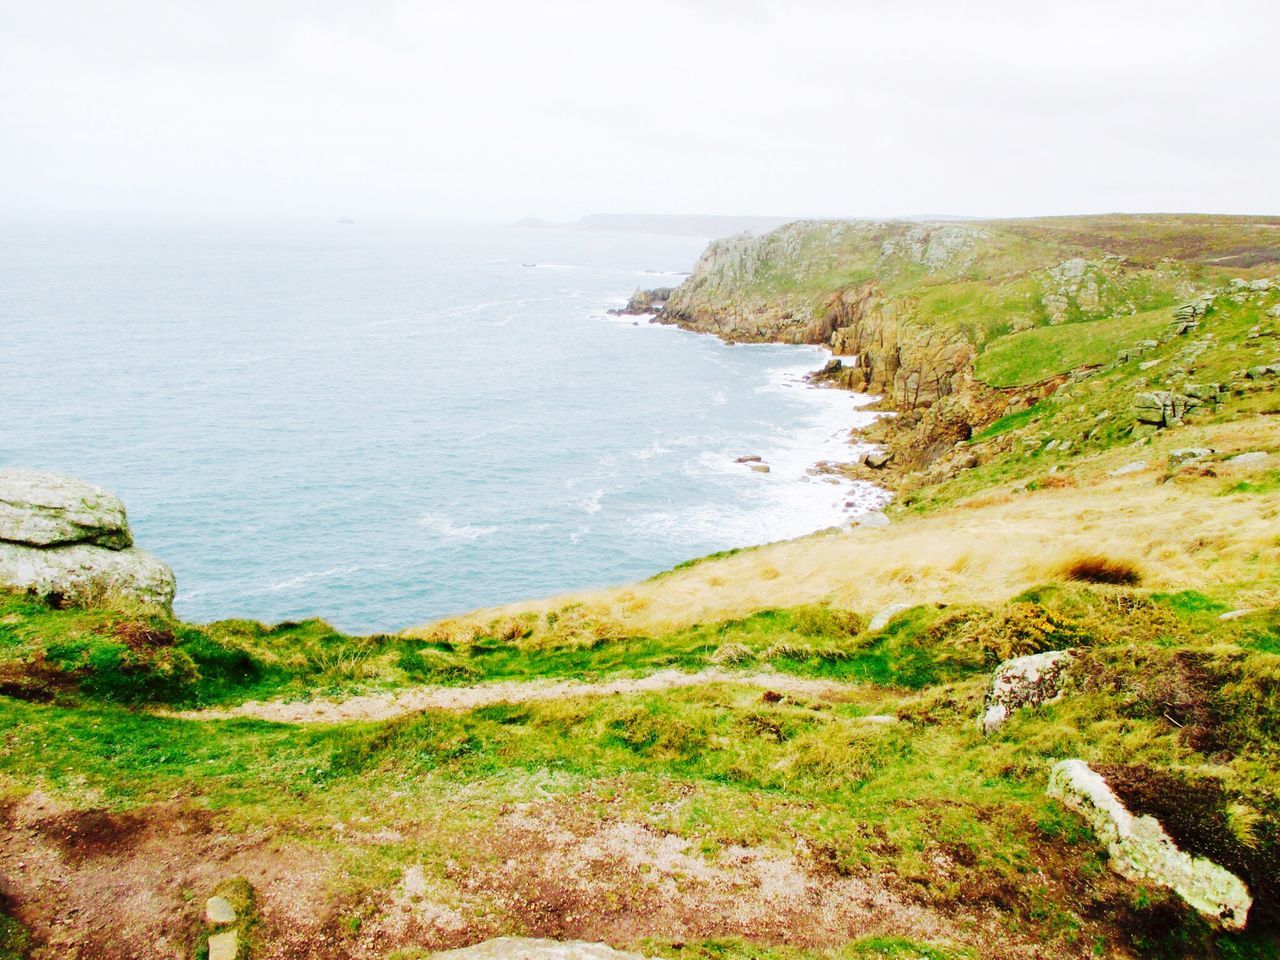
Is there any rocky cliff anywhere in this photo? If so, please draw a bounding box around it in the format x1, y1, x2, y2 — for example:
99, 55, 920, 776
652, 214, 1280, 481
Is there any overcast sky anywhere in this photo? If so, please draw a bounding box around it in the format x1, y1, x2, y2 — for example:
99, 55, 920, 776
2, 0, 1277, 221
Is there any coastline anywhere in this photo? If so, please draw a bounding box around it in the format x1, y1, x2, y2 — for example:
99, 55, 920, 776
602, 295, 894, 534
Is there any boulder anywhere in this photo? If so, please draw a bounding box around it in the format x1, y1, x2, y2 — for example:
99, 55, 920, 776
0, 471, 174, 610
1047, 760, 1251, 930
1134, 391, 1200, 427
431, 939, 650, 960
749, 464, 771, 474
0, 470, 132, 549
864, 450, 893, 469
981, 650, 1074, 734
0, 541, 175, 610
734, 455, 763, 464
1227, 451, 1268, 466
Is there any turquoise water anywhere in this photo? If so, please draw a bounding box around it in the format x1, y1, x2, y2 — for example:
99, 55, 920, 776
0, 217, 885, 632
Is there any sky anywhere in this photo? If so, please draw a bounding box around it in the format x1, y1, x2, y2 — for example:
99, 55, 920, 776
2, 0, 1278, 221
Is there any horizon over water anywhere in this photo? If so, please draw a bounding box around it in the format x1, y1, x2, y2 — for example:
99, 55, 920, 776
1, 216, 888, 633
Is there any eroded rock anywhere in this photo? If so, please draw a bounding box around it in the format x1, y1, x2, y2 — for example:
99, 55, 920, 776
981, 650, 1074, 734
0, 470, 132, 549
1047, 759, 1251, 930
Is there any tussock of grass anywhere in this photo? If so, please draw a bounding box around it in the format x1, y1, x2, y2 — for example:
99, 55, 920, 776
1058, 554, 1143, 586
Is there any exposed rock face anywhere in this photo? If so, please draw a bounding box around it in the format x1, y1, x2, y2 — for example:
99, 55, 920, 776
1134, 391, 1201, 427
981, 650, 1074, 734
0, 470, 132, 549
615, 287, 674, 316
1047, 759, 1252, 930
431, 938, 649, 959
878, 223, 986, 269
0, 471, 175, 610
0, 541, 176, 609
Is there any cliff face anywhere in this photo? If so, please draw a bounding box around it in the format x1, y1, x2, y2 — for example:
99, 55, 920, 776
653, 213, 1280, 481
657, 221, 1000, 476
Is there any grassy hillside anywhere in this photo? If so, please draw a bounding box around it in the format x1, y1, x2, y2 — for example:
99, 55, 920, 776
2, 215, 1280, 959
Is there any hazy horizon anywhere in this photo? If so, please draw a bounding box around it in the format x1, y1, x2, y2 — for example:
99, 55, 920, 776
3, 0, 1279, 221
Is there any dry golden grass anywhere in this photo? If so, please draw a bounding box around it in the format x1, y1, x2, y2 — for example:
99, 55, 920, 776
405, 418, 1280, 639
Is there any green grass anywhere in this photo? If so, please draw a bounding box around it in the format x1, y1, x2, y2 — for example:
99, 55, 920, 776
975, 307, 1174, 387
1223, 470, 1280, 496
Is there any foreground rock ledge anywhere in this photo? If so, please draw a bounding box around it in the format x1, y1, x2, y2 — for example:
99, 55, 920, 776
0, 469, 132, 549
0, 470, 175, 610
431, 938, 650, 959
1047, 759, 1251, 930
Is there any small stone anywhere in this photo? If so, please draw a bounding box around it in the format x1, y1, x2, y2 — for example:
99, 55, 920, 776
207, 930, 238, 960
205, 896, 236, 925
1219, 608, 1257, 621
1109, 460, 1148, 477
734, 455, 763, 464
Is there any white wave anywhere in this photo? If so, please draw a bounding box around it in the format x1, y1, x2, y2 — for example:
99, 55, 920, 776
419, 513, 500, 541
631, 441, 670, 461
262, 563, 375, 594
532, 263, 579, 270
581, 488, 605, 515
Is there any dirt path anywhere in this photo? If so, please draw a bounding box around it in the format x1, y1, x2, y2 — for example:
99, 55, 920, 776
171, 670, 865, 725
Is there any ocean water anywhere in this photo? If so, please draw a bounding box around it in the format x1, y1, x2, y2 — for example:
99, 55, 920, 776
0, 217, 887, 633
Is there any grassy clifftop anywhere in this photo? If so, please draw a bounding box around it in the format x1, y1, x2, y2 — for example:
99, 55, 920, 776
661, 214, 1280, 357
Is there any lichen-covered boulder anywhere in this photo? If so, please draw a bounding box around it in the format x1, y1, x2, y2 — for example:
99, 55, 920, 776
431, 939, 650, 959
981, 649, 1074, 734
1047, 759, 1251, 930
0, 541, 175, 610
0, 469, 132, 549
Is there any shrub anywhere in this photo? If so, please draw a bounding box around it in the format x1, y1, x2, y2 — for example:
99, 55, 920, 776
1058, 554, 1142, 586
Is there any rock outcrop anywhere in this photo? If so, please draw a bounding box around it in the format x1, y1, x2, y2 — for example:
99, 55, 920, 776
1134, 391, 1201, 427
981, 649, 1075, 734
614, 287, 674, 316
431, 938, 649, 959
0, 470, 175, 610
1047, 759, 1251, 930
0, 470, 132, 549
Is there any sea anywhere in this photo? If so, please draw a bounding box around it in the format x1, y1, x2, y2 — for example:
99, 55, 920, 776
0, 216, 888, 633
